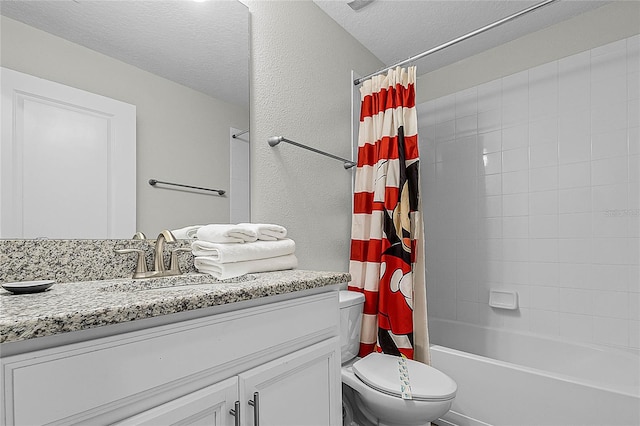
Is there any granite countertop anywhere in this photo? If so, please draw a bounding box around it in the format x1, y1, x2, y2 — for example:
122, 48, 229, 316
0, 270, 350, 344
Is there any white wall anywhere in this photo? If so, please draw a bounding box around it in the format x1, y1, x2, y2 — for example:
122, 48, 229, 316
245, 1, 383, 272
417, 1, 640, 103
0, 16, 249, 236
420, 34, 639, 351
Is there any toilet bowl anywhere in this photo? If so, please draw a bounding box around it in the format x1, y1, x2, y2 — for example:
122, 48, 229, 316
339, 291, 457, 426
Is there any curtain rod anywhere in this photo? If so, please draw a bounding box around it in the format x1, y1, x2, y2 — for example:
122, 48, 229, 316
353, 0, 558, 86
267, 136, 356, 169
148, 179, 226, 196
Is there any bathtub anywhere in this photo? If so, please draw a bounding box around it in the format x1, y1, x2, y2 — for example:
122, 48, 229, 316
428, 318, 640, 426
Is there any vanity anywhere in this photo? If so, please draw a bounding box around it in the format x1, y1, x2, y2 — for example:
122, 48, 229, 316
0, 269, 349, 425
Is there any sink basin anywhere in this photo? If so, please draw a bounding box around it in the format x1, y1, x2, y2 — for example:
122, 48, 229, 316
99, 273, 256, 292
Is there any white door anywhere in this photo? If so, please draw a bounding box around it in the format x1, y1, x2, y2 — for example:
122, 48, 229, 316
238, 338, 342, 426
0, 67, 136, 238
114, 377, 239, 426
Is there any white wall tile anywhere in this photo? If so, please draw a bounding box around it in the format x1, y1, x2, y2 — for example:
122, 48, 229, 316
529, 116, 558, 145
478, 130, 502, 154
504, 193, 529, 216
592, 212, 628, 238
629, 321, 639, 349
592, 183, 628, 212
593, 237, 630, 265
481, 151, 502, 175
558, 263, 592, 289
559, 161, 591, 189
531, 286, 559, 311
528, 262, 559, 286
530, 309, 559, 336
592, 128, 628, 160
629, 266, 640, 293
559, 288, 594, 314
592, 76, 626, 108
558, 187, 591, 214
630, 292, 640, 321
502, 170, 529, 194
425, 36, 636, 350
478, 109, 501, 134
559, 312, 593, 344
592, 101, 627, 134
435, 119, 455, 142
530, 166, 559, 192
502, 147, 529, 173
456, 115, 477, 138
529, 239, 559, 263
502, 124, 529, 151
456, 301, 480, 323
530, 142, 558, 169
503, 216, 529, 238
434, 94, 455, 123
594, 290, 629, 319
592, 156, 628, 186
559, 213, 592, 239
455, 87, 478, 118
477, 79, 502, 112
559, 51, 591, 111
629, 99, 639, 128
559, 238, 592, 264
591, 43, 627, 82
502, 238, 529, 262
529, 191, 558, 216
530, 215, 558, 239
593, 316, 628, 347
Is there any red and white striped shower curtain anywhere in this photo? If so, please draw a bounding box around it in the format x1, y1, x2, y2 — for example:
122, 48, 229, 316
349, 66, 430, 364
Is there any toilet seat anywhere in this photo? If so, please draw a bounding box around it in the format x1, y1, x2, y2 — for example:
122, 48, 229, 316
352, 353, 457, 402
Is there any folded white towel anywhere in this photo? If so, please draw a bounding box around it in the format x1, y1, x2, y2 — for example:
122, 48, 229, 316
238, 223, 287, 241
171, 225, 202, 239
194, 254, 298, 280
191, 238, 295, 263
196, 224, 258, 243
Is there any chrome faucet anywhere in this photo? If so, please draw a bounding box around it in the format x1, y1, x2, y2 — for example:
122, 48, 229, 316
115, 230, 190, 279
153, 230, 176, 273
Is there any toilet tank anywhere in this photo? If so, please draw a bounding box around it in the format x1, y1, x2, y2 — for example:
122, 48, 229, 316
339, 290, 365, 363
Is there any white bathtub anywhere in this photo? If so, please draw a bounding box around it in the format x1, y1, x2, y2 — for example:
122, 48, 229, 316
429, 318, 640, 426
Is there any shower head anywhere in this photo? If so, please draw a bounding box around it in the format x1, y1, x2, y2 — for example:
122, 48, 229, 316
268, 136, 284, 147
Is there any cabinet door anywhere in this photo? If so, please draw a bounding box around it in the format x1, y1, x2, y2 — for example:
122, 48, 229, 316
115, 377, 238, 426
239, 338, 341, 426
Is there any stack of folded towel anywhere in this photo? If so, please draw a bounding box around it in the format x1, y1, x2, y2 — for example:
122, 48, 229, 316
172, 223, 297, 280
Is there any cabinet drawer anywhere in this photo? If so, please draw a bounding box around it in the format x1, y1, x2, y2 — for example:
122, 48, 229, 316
1, 292, 338, 425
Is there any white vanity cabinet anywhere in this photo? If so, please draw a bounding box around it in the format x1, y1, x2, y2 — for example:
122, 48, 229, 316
0, 291, 341, 426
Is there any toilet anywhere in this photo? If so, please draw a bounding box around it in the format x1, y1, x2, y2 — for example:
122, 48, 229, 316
339, 291, 457, 426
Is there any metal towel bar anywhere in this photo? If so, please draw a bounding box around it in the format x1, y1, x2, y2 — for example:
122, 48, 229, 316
148, 179, 226, 196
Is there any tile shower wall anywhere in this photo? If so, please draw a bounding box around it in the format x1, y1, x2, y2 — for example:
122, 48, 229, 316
419, 35, 640, 351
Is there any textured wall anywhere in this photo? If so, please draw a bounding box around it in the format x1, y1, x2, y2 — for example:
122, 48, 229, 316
416, 1, 640, 103
246, 1, 383, 272
1, 16, 248, 237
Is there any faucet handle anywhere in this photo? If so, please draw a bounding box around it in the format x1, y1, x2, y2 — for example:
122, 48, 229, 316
114, 248, 148, 276
169, 248, 192, 275
132, 232, 147, 240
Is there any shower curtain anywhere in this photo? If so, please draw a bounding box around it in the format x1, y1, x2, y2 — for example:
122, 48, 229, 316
349, 66, 429, 364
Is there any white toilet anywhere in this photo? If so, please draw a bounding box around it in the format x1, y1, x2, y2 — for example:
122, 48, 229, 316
339, 291, 457, 426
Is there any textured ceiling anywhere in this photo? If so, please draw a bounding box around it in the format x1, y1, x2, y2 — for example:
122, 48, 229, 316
313, 0, 611, 76
1, 0, 611, 106
0, 0, 250, 108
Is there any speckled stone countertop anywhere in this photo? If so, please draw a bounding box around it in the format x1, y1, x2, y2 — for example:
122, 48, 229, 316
0, 270, 350, 344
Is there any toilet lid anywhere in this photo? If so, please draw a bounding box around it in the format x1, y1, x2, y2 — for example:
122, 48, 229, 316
352, 353, 457, 401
